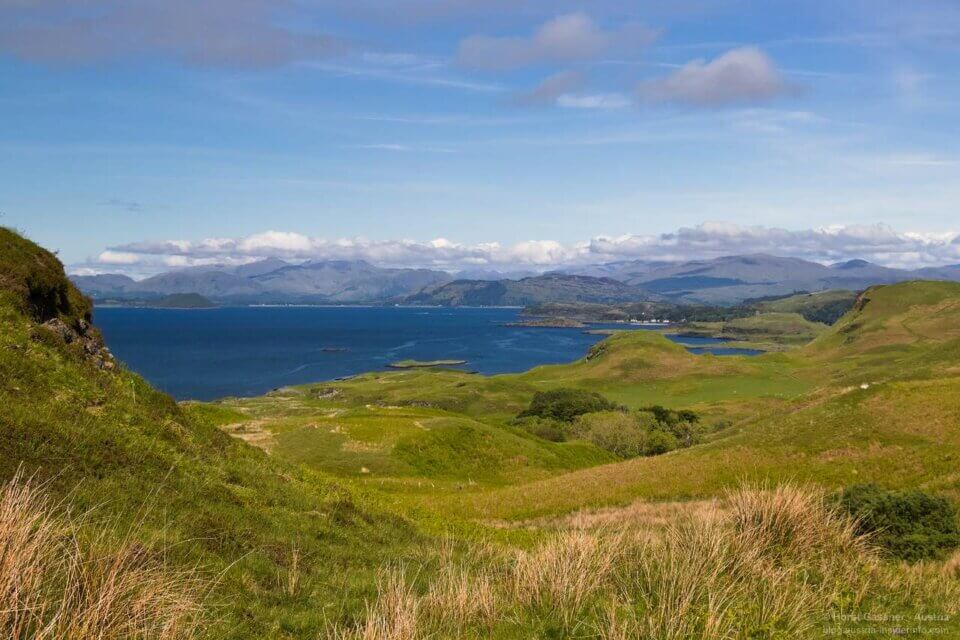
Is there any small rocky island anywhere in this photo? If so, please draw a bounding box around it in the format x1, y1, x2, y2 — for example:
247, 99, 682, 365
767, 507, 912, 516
504, 317, 586, 328
388, 359, 467, 369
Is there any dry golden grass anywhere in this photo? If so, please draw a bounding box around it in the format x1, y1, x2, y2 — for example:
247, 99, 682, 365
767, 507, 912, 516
423, 562, 497, 630
0, 471, 207, 640
510, 528, 625, 629
944, 550, 960, 579
331, 568, 420, 640
333, 484, 960, 639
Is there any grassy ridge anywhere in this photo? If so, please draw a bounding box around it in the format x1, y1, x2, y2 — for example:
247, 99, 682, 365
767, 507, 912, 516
674, 311, 829, 350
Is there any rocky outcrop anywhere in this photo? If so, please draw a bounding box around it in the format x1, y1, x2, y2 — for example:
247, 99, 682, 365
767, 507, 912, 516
41, 317, 115, 370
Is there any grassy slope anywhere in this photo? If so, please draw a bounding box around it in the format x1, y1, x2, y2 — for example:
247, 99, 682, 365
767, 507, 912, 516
220, 388, 612, 480
441, 282, 960, 520
756, 288, 858, 315
0, 229, 426, 639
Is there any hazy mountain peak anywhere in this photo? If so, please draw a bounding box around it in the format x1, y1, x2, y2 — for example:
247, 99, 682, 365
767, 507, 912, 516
832, 259, 873, 270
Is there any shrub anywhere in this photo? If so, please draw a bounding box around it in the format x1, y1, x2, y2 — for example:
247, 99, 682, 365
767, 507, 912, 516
572, 412, 652, 458
644, 430, 679, 456
838, 484, 960, 562
639, 407, 703, 447
518, 388, 622, 423
515, 417, 568, 443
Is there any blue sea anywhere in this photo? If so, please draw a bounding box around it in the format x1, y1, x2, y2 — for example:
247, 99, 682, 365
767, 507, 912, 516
94, 307, 760, 401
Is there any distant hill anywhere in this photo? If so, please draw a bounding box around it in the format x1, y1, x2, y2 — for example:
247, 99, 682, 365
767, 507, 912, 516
403, 273, 653, 306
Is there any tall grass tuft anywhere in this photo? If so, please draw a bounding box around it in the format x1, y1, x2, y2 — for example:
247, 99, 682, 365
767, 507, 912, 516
0, 471, 207, 640
332, 568, 421, 640
511, 528, 624, 628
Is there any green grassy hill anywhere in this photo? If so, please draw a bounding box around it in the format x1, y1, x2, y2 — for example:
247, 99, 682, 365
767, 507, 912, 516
754, 288, 858, 323
0, 229, 424, 638
211, 388, 614, 488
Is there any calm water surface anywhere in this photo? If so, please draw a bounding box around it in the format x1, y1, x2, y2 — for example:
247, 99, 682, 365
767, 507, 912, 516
94, 307, 758, 401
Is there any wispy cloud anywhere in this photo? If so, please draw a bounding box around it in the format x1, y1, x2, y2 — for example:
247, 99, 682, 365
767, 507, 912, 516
305, 59, 504, 93
102, 198, 145, 213
556, 93, 631, 110
511, 70, 585, 106
351, 143, 457, 153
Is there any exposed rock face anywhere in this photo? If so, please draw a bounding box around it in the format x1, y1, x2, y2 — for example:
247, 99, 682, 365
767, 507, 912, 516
41, 317, 115, 370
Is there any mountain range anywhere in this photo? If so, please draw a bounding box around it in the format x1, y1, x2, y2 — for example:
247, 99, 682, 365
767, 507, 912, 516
72, 253, 960, 306
561, 254, 960, 304
73, 259, 451, 304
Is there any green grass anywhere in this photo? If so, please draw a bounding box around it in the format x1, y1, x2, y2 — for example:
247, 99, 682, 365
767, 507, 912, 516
215, 393, 615, 487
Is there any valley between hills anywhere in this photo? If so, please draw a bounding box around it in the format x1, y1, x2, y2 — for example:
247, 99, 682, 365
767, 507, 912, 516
4, 227, 960, 639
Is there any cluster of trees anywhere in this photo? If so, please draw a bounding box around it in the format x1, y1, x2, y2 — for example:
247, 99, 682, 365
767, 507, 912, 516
515, 389, 703, 458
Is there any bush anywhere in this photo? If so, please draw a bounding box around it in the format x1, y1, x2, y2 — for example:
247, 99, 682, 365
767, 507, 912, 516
638, 407, 704, 447
518, 388, 622, 423
572, 412, 651, 458
838, 485, 960, 562
515, 417, 568, 443
644, 430, 679, 456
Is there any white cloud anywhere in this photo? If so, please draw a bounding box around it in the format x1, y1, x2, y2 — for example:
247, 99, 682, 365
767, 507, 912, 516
640, 47, 787, 107
457, 12, 656, 71
97, 250, 142, 265
79, 223, 960, 276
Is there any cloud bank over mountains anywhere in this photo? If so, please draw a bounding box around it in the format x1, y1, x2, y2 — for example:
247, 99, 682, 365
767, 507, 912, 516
75, 223, 960, 277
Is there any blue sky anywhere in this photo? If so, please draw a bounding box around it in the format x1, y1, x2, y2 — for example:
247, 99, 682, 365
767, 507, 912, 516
1, 0, 959, 275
